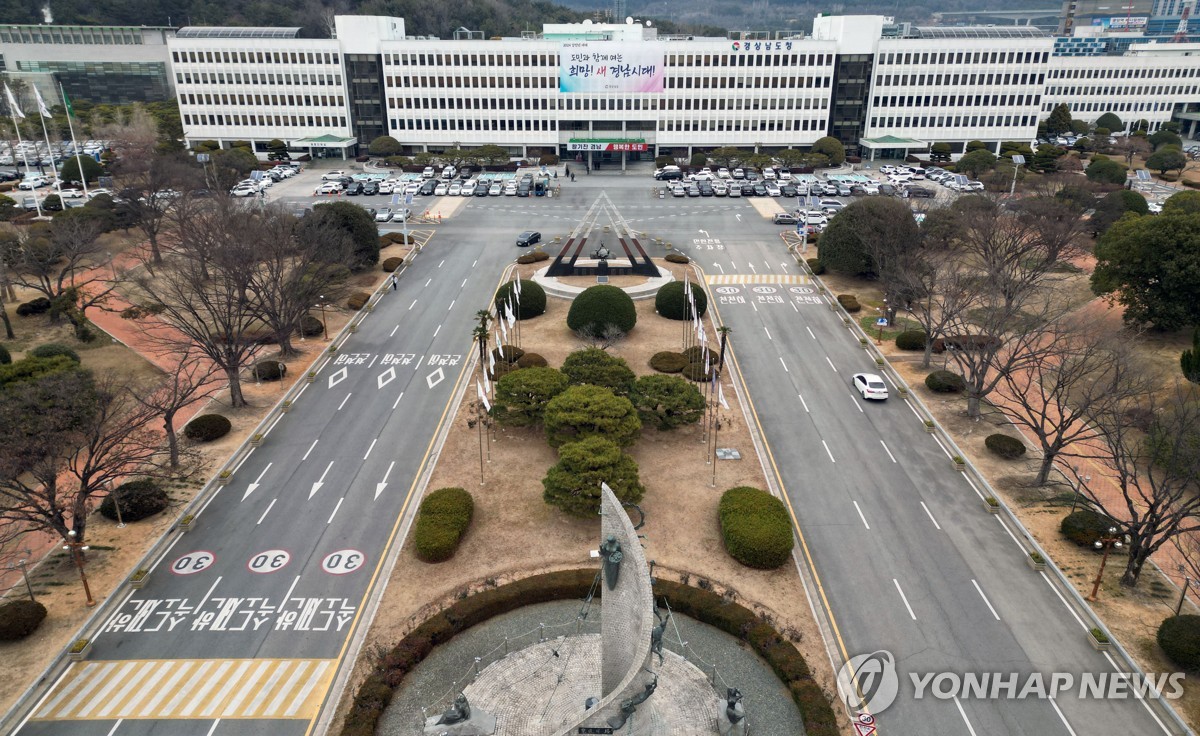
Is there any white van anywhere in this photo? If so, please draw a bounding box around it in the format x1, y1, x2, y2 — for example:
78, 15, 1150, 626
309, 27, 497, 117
422, 166, 435, 179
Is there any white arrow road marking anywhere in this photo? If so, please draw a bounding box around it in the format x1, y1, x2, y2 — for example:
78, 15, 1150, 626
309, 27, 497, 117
735, 213, 742, 221
377, 367, 396, 389
698, 229, 709, 237
328, 367, 348, 388
242, 463, 272, 501
713, 263, 724, 274
375, 461, 395, 500
310, 461, 334, 499
748, 262, 757, 274
426, 366, 445, 389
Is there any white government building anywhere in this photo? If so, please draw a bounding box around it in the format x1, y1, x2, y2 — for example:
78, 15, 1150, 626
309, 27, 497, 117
165, 14, 1200, 165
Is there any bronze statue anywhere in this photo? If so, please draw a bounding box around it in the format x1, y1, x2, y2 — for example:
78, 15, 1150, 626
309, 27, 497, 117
599, 535, 623, 590
607, 674, 658, 729
650, 607, 671, 666
726, 687, 745, 724
436, 693, 471, 725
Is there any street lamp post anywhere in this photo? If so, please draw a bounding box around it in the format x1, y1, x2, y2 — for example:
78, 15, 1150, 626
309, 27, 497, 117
1086, 527, 1124, 602
1069, 466, 1092, 514
107, 482, 125, 529
1177, 564, 1193, 617
9, 558, 35, 602
1009, 154, 1026, 198
315, 296, 328, 339
62, 530, 95, 607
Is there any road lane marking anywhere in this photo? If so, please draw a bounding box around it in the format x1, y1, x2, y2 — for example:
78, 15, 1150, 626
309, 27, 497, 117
363, 439, 377, 459
461, 278, 468, 288
1049, 697, 1079, 736
424, 278, 431, 287
920, 501, 942, 530
797, 393, 810, 412
822, 440, 835, 463
953, 696, 979, 736
994, 515, 1026, 552
438, 260, 445, 268
779, 356, 788, 372
825, 356, 837, 372
256, 499, 277, 525
472, 260, 477, 267
880, 440, 897, 463
806, 326, 816, 339
310, 461, 334, 499
337, 394, 351, 411
853, 501, 870, 530
893, 579, 917, 619
851, 395, 864, 413
748, 263, 757, 274
751, 301, 758, 312
433, 325, 441, 337
392, 391, 405, 409
390, 325, 398, 337
791, 301, 798, 312
448, 300, 455, 311
327, 497, 345, 524
705, 274, 812, 284
764, 326, 773, 341
302, 439, 318, 461
972, 579, 1001, 620
106, 720, 123, 735
764, 260, 773, 272
205, 719, 222, 735
367, 355, 377, 369
409, 299, 418, 310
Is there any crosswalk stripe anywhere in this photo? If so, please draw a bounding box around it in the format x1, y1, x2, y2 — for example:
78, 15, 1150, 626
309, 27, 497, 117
705, 274, 811, 285
33, 659, 336, 721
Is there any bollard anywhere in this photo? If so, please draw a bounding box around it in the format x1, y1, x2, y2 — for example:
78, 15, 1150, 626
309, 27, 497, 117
504, 636, 509, 655
474, 656, 482, 676
539, 623, 546, 643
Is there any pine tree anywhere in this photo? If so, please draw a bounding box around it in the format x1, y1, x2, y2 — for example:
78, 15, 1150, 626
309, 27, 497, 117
1046, 104, 1074, 136
1182, 329, 1200, 384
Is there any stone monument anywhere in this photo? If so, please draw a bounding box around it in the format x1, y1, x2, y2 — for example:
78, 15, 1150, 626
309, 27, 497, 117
423, 692, 497, 736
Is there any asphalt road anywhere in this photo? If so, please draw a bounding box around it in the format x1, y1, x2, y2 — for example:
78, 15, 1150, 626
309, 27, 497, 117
14, 166, 1182, 735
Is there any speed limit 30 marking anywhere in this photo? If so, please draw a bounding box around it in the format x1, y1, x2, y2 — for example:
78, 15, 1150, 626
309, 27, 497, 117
247, 549, 291, 574
171, 550, 216, 575
321, 549, 366, 575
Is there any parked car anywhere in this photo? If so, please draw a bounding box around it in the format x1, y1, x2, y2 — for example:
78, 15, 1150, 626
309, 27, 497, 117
731, 168, 745, 179
516, 230, 541, 247
780, 184, 797, 198
58, 188, 85, 199
836, 184, 852, 197
375, 208, 393, 222
344, 182, 364, 196
230, 185, 258, 197
448, 182, 462, 196
488, 183, 503, 196
434, 182, 449, 196
419, 179, 438, 196
906, 186, 935, 198
765, 183, 782, 197
820, 199, 844, 214
474, 183, 490, 197
852, 373, 889, 401
314, 182, 342, 195
321, 170, 347, 181
462, 180, 477, 195
17, 177, 48, 190
773, 212, 798, 224
422, 166, 436, 178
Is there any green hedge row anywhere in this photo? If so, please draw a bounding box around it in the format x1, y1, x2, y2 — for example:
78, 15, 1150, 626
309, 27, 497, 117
412, 488, 474, 563
719, 486, 795, 569
338, 569, 837, 736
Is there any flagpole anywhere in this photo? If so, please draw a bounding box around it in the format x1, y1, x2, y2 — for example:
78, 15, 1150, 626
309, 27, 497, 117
31, 88, 62, 206
59, 84, 87, 200
710, 391, 719, 488
5, 85, 40, 217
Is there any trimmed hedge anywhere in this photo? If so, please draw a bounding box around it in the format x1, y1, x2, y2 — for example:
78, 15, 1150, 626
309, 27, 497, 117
567, 285, 637, 337
655, 280, 708, 321
1158, 615, 1200, 672
99, 479, 169, 522
683, 345, 719, 367
895, 330, 928, 351
253, 359, 286, 381
1061, 509, 1116, 548
682, 362, 713, 382
985, 433, 1027, 459
664, 252, 689, 264
805, 258, 825, 275
381, 256, 403, 271
338, 570, 837, 736
184, 414, 232, 442
347, 291, 370, 310
30, 343, 81, 364
412, 487, 474, 563
386, 232, 414, 245
0, 599, 48, 641
515, 352, 548, 368
836, 294, 861, 313
492, 345, 524, 363
719, 486, 795, 569
925, 370, 966, 393
495, 279, 547, 319
515, 251, 550, 265
649, 351, 688, 373
15, 297, 51, 317
299, 314, 324, 337
561, 347, 636, 396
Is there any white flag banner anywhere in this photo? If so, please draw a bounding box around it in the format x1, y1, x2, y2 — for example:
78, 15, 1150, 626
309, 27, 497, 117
5, 85, 24, 119
476, 380, 491, 412
684, 279, 691, 298
704, 349, 711, 376
488, 346, 496, 373
32, 85, 51, 118
483, 371, 491, 395
499, 317, 508, 342
506, 301, 516, 328
718, 383, 729, 410
514, 277, 522, 298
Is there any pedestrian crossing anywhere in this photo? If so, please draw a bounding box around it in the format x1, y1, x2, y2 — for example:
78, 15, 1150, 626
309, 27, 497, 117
32, 658, 335, 721
705, 274, 812, 285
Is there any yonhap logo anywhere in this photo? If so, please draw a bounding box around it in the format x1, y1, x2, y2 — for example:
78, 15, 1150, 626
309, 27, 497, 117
837, 650, 899, 715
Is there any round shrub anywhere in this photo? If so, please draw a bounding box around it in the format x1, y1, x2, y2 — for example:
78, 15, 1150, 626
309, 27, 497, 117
184, 414, 232, 442
0, 344, 10, 364
299, 314, 324, 337
99, 479, 169, 522
649, 351, 688, 373
567, 284, 637, 337
488, 362, 515, 381
30, 343, 81, 364
654, 280, 708, 321
15, 297, 51, 317
495, 279, 547, 319
0, 599, 48, 641
412, 487, 474, 563
515, 250, 551, 265
1061, 509, 1116, 547
837, 294, 861, 312
683, 345, 719, 367
381, 256, 403, 271
806, 258, 825, 275
925, 370, 966, 393
682, 362, 713, 382
387, 232, 413, 244
664, 252, 690, 264
1158, 616, 1200, 672
253, 359, 286, 381
895, 330, 928, 351
492, 345, 525, 364
377, 235, 392, 249
543, 384, 642, 448
543, 436, 645, 516
985, 433, 1027, 460
561, 347, 635, 396
719, 486, 794, 569
347, 291, 370, 310
516, 352, 548, 369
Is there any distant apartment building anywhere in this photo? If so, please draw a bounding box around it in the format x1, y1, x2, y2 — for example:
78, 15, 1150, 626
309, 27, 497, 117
162, 13, 1200, 162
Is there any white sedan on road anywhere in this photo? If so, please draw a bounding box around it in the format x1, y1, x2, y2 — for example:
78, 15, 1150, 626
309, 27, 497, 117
852, 373, 889, 401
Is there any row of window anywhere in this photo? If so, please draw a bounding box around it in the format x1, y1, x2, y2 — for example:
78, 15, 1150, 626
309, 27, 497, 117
181, 92, 345, 107
870, 114, 1036, 129
0, 25, 146, 45
878, 50, 1049, 65
1056, 100, 1173, 114
388, 74, 832, 90
184, 113, 347, 128
873, 94, 1040, 108
177, 71, 342, 86
384, 51, 834, 69
1048, 65, 1200, 79
385, 116, 825, 133
664, 75, 830, 89
1040, 100, 1172, 113
390, 96, 830, 112
875, 72, 1044, 87
172, 49, 338, 65
1044, 85, 1199, 97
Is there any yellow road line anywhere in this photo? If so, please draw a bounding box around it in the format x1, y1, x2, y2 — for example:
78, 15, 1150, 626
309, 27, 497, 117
32, 659, 335, 721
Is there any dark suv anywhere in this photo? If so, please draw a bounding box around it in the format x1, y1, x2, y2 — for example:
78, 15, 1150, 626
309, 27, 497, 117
363, 181, 379, 195
516, 231, 541, 247
344, 182, 363, 196
906, 186, 934, 198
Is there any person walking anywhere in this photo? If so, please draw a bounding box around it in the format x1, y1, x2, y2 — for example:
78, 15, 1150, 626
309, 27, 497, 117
565, 164, 571, 176
391, 275, 398, 290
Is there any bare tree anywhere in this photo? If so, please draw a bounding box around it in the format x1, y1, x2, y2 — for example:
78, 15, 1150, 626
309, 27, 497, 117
1112, 136, 1152, 169
1077, 383, 1200, 587
114, 155, 196, 266
0, 371, 161, 546
994, 317, 1155, 485
132, 347, 219, 469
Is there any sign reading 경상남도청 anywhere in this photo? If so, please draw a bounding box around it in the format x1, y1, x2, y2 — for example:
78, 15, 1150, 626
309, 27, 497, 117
559, 42, 665, 94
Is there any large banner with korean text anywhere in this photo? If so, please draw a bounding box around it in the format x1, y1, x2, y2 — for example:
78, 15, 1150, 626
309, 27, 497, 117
560, 42, 665, 93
